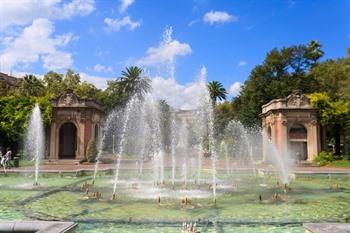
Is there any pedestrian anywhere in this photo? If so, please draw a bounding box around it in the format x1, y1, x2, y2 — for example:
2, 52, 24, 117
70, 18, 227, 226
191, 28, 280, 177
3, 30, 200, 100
3, 147, 12, 169
0, 149, 3, 167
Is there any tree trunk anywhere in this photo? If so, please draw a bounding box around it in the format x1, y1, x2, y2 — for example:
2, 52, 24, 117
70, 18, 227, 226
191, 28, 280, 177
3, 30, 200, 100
334, 124, 341, 156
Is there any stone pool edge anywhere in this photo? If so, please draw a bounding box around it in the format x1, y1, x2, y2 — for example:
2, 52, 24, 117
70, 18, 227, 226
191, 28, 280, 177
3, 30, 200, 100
0, 220, 77, 233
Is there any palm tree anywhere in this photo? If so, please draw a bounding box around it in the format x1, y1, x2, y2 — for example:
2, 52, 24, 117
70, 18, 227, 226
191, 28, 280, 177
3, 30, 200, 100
21, 74, 45, 97
207, 81, 227, 105
118, 66, 151, 100
106, 66, 151, 108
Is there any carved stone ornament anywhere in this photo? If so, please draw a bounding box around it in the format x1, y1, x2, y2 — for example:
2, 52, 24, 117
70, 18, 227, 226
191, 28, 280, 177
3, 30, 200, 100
310, 119, 318, 125
287, 90, 309, 107
58, 93, 78, 106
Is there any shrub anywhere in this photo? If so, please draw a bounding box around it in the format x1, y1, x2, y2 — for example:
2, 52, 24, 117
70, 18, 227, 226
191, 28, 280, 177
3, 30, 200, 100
86, 139, 97, 163
313, 151, 334, 166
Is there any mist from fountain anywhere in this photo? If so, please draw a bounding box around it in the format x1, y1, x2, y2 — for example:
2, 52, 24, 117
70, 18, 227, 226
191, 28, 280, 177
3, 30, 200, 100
220, 141, 230, 175
25, 104, 45, 185
263, 133, 293, 184
179, 119, 189, 187
170, 112, 177, 186
112, 96, 137, 196
90, 27, 296, 203
93, 110, 120, 180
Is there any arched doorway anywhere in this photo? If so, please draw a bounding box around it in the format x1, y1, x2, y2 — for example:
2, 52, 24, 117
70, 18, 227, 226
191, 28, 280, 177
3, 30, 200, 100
94, 124, 99, 141
267, 126, 272, 141
289, 124, 307, 161
59, 122, 77, 159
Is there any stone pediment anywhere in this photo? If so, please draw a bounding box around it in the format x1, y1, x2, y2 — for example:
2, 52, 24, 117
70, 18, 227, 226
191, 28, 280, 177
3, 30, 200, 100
286, 90, 310, 107
57, 90, 80, 107
52, 90, 103, 111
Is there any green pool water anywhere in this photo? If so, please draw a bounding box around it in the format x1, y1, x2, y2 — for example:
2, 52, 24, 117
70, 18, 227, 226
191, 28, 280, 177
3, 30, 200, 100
0, 170, 349, 232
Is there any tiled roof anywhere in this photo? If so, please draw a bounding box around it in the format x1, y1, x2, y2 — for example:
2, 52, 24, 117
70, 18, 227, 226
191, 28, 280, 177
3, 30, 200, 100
0, 72, 19, 86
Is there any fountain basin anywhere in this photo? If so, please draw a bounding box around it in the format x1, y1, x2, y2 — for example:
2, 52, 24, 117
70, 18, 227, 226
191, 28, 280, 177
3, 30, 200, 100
0, 170, 349, 232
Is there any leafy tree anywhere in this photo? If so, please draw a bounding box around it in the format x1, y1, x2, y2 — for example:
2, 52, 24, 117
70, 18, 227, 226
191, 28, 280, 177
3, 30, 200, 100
43, 71, 65, 98
308, 56, 350, 156
232, 41, 323, 126
20, 74, 45, 97
158, 99, 172, 150
0, 96, 52, 143
207, 81, 227, 105
215, 101, 235, 137
64, 69, 81, 90
309, 93, 350, 156
105, 66, 151, 109
75, 81, 101, 100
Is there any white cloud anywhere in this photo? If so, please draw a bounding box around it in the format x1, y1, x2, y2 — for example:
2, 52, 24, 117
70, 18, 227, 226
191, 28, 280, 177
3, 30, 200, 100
137, 27, 192, 66
0, 18, 74, 72
42, 51, 73, 70
0, 0, 95, 29
104, 16, 141, 31
188, 19, 199, 27
238, 60, 247, 67
151, 76, 205, 110
228, 82, 242, 97
119, 0, 135, 13
203, 11, 238, 25
79, 72, 111, 89
93, 64, 113, 73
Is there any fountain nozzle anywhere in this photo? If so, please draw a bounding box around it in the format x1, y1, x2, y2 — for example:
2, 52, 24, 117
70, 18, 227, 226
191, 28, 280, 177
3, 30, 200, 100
33, 181, 40, 186
111, 192, 116, 200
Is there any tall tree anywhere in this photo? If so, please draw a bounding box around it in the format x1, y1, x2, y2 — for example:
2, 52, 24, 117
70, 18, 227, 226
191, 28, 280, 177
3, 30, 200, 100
43, 71, 65, 98
105, 66, 151, 109
20, 75, 45, 97
308, 56, 350, 156
232, 41, 324, 126
207, 81, 227, 105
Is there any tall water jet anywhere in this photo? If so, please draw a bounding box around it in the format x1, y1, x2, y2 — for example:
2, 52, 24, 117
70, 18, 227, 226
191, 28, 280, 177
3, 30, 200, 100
226, 120, 257, 177
112, 97, 137, 198
179, 119, 189, 187
25, 104, 45, 186
194, 66, 209, 185
170, 112, 177, 186
263, 132, 293, 184
93, 110, 119, 181
220, 141, 230, 175
207, 98, 217, 203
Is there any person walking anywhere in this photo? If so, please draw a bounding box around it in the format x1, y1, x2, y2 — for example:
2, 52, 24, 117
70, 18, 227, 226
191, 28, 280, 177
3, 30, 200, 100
3, 148, 12, 169
0, 149, 3, 167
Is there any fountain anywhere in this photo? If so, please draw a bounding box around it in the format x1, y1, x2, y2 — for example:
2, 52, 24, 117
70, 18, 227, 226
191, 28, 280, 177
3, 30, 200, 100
25, 104, 45, 186
112, 96, 137, 199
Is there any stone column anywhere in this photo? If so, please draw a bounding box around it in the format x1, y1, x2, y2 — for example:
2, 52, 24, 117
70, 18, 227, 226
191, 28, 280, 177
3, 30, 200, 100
49, 121, 57, 160
77, 121, 85, 160
306, 121, 320, 162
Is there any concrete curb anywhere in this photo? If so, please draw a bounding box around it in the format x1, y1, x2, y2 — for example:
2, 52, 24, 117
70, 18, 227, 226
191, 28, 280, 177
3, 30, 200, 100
0, 221, 77, 233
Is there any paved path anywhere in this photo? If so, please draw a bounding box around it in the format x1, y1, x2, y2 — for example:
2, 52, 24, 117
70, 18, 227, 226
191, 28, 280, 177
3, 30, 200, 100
1, 159, 349, 173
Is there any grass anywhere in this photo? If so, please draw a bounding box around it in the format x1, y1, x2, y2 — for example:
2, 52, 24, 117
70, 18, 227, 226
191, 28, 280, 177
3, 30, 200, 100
328, 160, 350, 168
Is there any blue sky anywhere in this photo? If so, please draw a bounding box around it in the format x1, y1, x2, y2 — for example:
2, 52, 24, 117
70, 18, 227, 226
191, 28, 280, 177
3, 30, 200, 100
0, 0, 349, 107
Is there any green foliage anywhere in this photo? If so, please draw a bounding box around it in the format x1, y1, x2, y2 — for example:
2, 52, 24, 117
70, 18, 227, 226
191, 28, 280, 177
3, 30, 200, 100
158, 99, 172, 150
20, 74, 46, 97
232, 41, 323, 126
313, 151, 334, 166
105, 66, 151, 109
215, 101, 235, 137
309, 93, 350, 126
207, 81, 227, 104
328, 160, 350, 168
0, 96, 52, 142
86, 139, 97, 163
